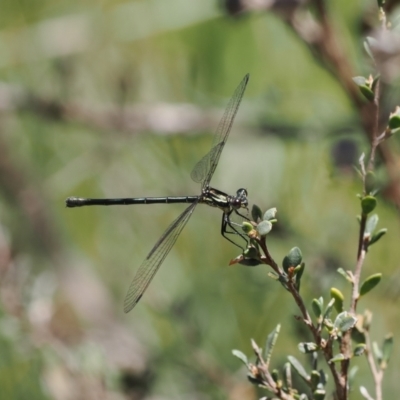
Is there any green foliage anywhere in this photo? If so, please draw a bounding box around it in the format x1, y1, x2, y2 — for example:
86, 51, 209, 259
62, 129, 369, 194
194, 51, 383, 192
330, 287, 344, 312
352, 76, 375, 101
282, 247, 302, 272
354, 343, 367, 356
257, 220, 273, 236
264, 325, 281, 365
312, 297, 323, 319
361, 195, 377, 215
359, 273, 382, 296
251, 204, 263, 222
381, 334, 393, 369
333, 312, 357, 333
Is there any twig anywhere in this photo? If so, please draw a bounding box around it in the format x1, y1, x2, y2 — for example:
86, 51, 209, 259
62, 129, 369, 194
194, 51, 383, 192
364, 329, 383, 400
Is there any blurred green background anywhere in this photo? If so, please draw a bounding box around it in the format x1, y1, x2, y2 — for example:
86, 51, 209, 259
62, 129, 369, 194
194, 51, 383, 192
0, 0, 399, 399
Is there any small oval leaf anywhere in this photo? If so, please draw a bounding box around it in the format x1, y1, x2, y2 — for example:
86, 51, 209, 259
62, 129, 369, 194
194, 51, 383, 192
330, 287, 344, 313
232, 349, 248, 365
256, 220, 272, 236
288, 355, 309, 381
360, 386, 373, 400
360, 273, 382, 296
361, 196, 377, 215
312, 298, 323, 319
389, 107, 400, 129
365, 214, 379, 235
353, 76, 367, 86
264, 324, 281, 364
354, 343, 367, 356
329, 353, 346, 363
373, 341, 383, 363
242, 222, 254, 233
359, 85, 375, 101
295, 262, 305, 291
263, 207, 277, 221
337, 268, 353, 283
310, 370, 321, 390
334, 311, 357, 333
251, 204, 263, 222
369, 228, 387, 246
381, 334, 393, 368
298, 342, 318, 353
313, 389, 326, 400
282, 247, 302, 272
323, 298, 336, 321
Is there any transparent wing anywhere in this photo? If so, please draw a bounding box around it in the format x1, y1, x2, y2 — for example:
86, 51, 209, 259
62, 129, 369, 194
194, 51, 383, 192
190, 144, 221, 183
123, 201, 198, 313
190, 74, 249, 187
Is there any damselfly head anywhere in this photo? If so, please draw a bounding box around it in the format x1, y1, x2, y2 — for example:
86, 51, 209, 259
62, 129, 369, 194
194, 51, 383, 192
231, 188, 248, 209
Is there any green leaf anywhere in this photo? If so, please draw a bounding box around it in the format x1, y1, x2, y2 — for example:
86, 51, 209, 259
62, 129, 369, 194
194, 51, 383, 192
365, 214, 379, 235
310, 370, 321, 390
351, 324, 366, 344
282, 362, 291, 389
369, 228, 387, 246
389, 114, 400, 130
282, 247, 302, 272
247, 373, 260, 385
362, 309, 373, 330
288, 356, 309, 381
334, 311, 357, 333
313, 389, 326, 400
251, 204, 262, 222
360, 386, 373, 400
256, 220, 272, 236
264, 324, 281, 365
263, 207, 277, 221
381, 334, 393, 368
329, 353, 346, 363
371, 75, 380, 91
353, 344, 366, 356
360, 273, 382, 296
389, 106, 400, 132
267, 271, 279, 280
298, 342, 318, 353
323, 298, 335, 321
271, 369, 279, 382
330, 288, 344, 312
361, 196, 377, 215
360, 85, 375, 102
337, 268, 353, 283
318, 369, 327, 386
353, 76, 367, 86
295, 262, 305, 291
241, 222, 254, 233
311, 298, 323, 319
232, 349, 248, 365
372, 341, 383, 363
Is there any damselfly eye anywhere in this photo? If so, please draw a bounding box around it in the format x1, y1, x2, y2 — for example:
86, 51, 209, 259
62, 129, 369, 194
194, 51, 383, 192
236, 188, 248, 198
